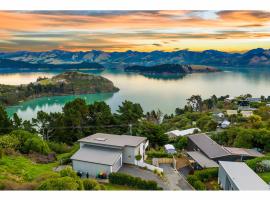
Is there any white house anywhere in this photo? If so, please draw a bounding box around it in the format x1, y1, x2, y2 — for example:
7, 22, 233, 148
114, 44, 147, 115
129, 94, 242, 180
71, 133, 148, 177
226, 110, 238, 116
165, 128, 201, 138
241, 110, 253, 118
164, 144, 176, 154
221, 120, 230, 128
218, 161, 269, 190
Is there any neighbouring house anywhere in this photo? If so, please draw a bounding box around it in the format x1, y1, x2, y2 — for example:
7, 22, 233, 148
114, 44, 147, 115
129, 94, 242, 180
224, 97, 235, 103
165, 128, 201, 138
226, 110, 238, 116
266, 103, 270, 107
246, 97, 261, 103
186, 151, 219, 169
164, 144, 176, 154
186, 134, 263, 166
238, 100, 250, 111
218, 161, 269, 190
71, 133, 148, 177
223, 147, 263, 161
240, 110, 253, 118
186, 134, 231, 162
220, 120, 230, 129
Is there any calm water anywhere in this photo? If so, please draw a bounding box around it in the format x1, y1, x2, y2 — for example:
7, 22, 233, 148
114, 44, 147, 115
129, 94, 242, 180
1, 68, 270, 120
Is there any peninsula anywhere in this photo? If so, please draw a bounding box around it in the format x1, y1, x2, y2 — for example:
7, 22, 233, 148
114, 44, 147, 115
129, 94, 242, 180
0, 71, 119, 106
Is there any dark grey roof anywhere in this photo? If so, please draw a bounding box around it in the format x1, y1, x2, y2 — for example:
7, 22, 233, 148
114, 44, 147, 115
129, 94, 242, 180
223, 147, 264, 158
187, 151, 219, 168
78, 133, 147, 148
71, 146, 122, 166
188, 133, 230, 159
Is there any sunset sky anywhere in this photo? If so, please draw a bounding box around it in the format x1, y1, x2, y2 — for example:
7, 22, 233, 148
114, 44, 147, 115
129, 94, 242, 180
0, 10, 270, 52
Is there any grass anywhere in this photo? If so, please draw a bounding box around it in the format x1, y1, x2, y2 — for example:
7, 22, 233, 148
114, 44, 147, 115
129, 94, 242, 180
101, 183, 137, 190
258, 172, 270, 183
0, 155, 58, 183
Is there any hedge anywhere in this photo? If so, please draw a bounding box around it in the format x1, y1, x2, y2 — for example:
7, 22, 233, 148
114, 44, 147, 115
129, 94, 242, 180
108, 172, 161, 190
187, 168, 218, 190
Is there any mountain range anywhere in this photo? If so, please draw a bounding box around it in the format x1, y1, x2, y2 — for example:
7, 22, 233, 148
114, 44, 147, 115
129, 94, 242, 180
0, 48, 270, 68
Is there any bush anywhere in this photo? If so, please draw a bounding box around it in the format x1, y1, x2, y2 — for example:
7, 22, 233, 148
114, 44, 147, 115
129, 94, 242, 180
22, 137, 50, 155
83, 179, 100, 190
187, 175, 206, 190
146, 149, 172, 158
0, 147, 3, 159
194, 168, 218, 182
60, 167, 78, 178
48, 142, 70, 154
108, 172, 161, 190
135, 154, 142, 161
0, 135, 20, 149
38, 176, 82, 190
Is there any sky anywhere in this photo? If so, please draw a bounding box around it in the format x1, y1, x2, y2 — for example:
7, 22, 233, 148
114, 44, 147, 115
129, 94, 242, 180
0, 10, 270, 52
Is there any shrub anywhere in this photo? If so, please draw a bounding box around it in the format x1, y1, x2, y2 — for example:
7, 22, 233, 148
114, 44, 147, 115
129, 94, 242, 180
48, 142, 70, 154
83, 179, 100, 190
194, 168, 218, 182
146, 149, 172, 158
108, 172, 161, 190
135, 154, 142, 161
0, 147, 3, 159
187, 175, 206, 190
0, 135, 20, 149
60, 167, 78, 178
22, 137, 50, 155
38, 176, 82, 190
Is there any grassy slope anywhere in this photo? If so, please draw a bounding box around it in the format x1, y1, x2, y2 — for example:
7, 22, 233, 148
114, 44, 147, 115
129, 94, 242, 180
0, 155, 57, 183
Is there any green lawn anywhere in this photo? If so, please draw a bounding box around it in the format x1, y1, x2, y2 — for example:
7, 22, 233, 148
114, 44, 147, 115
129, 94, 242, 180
258, 172, 270, 183
0, 155, 58, 183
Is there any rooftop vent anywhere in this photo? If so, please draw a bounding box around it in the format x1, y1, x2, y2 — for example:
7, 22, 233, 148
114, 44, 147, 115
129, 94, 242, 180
95, 137, 107, 141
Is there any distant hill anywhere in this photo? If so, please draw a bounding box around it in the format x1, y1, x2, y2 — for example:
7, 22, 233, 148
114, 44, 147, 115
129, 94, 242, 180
0, 58, 105, 70
0, 71, 119, 106
0, 48, 270, 68
125, 64, 220, 74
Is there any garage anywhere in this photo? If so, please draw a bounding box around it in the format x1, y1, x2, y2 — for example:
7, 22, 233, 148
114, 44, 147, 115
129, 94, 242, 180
71, 145, 122, 177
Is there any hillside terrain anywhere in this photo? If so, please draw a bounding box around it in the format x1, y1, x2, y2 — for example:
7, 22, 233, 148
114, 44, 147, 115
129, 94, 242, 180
0, 48, 270, 68
0, 58, 105, 70
0, 71, 119, 106
125, 64, 220, 74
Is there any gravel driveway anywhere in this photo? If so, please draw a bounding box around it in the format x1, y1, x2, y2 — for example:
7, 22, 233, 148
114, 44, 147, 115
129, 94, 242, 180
160, 164, 194, 190
119, 164, 193, 190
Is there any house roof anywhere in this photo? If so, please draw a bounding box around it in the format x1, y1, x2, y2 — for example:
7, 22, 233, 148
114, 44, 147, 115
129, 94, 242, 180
219, 161, 269, 190
226, 110, 238, 115
221, 120, 230, 125
187, 151, 219, 168
165, 144, 175, 150
223, 147, 264, 158
71, 146, 122, 166
78, 133, 147, 148
166, 128, 201, 137
187, 134, 230, 159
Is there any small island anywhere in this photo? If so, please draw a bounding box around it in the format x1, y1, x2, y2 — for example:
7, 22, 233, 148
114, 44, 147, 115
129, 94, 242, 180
0, 71, 119, 106
124, 64, 221, 75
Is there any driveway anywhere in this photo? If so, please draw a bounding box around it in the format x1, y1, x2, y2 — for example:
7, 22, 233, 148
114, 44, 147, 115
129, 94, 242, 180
119, 164, 193, 190
160, 164, 194, 190
119, 164, 168, 190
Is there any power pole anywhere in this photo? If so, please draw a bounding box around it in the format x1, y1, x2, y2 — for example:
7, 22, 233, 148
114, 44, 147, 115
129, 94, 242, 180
128, 123, 132, 135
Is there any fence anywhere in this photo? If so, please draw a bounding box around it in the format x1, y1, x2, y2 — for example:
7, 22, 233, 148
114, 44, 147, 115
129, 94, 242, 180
136, 161, 164, 172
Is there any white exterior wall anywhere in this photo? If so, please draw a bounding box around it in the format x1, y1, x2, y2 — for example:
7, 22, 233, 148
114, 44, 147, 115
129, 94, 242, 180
218, 165, 238, 190
72, 160, 112, 177
122, 146, 137, 164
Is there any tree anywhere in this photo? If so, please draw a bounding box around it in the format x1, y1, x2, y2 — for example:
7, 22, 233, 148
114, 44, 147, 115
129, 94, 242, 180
0, 105, 12, 134
145, 110, 162, 124
247, 115, 262, 129
187, 95, 203, 112
117, 100, 144, 124
174, 136, 188, 150
32, 111, 51, 140
12, 113, 22, 129
136, 121, 168, 148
